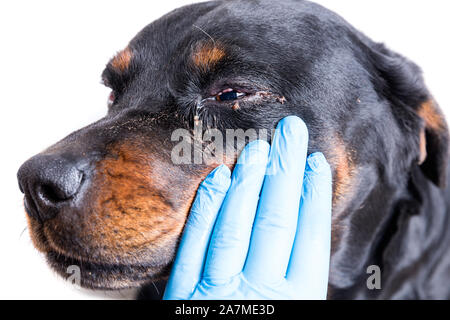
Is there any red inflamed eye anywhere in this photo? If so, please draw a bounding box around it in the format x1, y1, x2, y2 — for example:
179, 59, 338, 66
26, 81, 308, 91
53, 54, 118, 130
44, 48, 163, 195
215, 89, 246, 102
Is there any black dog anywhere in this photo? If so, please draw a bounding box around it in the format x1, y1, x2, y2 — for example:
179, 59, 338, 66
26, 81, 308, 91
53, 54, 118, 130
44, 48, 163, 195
17, 0, 450, 299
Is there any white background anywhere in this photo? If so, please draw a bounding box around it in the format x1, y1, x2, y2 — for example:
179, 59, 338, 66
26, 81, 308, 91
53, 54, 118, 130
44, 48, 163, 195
0, 0, 449, 299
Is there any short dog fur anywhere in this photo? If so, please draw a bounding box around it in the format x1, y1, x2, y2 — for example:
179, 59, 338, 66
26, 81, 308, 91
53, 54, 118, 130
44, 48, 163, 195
17, 0, 450, 299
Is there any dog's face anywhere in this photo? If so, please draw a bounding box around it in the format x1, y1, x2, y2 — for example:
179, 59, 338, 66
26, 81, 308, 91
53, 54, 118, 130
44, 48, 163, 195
17, 0, 448, 290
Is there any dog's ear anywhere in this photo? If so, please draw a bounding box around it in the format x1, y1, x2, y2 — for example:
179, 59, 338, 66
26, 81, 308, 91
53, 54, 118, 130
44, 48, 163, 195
365, 43, 449, 188
416, 99, 449, 187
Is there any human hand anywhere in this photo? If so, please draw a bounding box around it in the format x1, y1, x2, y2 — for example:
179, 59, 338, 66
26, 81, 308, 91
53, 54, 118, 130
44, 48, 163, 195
164, 116, 332, 300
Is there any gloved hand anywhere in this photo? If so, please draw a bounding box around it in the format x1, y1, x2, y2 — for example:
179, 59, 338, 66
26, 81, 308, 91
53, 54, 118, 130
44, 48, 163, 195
164, 116, 332, 300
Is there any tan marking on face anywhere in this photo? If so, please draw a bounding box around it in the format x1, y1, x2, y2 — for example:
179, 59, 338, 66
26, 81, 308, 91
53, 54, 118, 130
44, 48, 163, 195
419, 129, 427, 165
111, 47, 133, 72
325, 136, 356, 211
84, 143, 195, 259
192, 43, 225, 71
333, 146, 355, 206
418, 100, 446, 132
85, 144, 236, 260
322, 136, 358, 260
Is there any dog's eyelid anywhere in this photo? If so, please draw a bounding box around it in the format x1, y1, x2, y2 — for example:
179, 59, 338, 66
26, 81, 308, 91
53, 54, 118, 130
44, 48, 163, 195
203, 88, 248, 103
215, 88, 245, 101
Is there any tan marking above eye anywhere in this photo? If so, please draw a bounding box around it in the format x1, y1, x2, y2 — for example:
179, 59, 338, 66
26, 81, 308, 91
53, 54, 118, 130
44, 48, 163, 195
192, 43, 225, 71
418, 100, 446, 132
111, 47, 133, 72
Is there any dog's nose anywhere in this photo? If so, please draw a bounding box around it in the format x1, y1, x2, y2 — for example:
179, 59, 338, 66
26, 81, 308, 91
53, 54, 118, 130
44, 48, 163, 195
17, 154, 84, 222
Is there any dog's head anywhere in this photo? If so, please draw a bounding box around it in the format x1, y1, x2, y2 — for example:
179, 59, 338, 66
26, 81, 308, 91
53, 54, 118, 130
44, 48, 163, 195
17, 0, 449, 290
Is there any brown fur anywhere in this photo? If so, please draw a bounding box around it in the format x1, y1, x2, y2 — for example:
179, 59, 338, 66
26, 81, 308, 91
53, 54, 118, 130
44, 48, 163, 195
192, 42, 225, 72
325, 135, 356, 212
418, 100, 446, 133
111, 47, 133, 72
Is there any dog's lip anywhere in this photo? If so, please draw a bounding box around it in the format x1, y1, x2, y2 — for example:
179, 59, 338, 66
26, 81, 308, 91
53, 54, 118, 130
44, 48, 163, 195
25, 207, 171, 289
25, 216, 167, 289
46, 249, 164, 270
46, 250, 167, 290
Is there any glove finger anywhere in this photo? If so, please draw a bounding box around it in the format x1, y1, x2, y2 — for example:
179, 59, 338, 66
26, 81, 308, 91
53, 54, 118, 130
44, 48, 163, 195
203, 140, 269, 284
243, 116, 308, 284
163, 165, 231, 300
286, 152, 332, 299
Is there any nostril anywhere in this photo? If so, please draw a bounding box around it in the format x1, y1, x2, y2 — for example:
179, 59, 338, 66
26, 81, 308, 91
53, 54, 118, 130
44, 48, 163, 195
36, 169, 84, 206
39, 183, 72, 203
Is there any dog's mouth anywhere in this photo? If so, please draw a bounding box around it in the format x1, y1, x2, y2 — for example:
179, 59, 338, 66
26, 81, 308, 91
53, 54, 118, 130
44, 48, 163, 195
46, 250, 168, 290
26, 212, 172, 290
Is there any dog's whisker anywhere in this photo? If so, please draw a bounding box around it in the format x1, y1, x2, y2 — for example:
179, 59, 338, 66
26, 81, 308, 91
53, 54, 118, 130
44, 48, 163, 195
151, 281, 160, 296
19, 226, 28, 239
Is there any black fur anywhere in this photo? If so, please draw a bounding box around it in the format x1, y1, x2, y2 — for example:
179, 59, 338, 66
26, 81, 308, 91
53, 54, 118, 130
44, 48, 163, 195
18, 0, 450, 299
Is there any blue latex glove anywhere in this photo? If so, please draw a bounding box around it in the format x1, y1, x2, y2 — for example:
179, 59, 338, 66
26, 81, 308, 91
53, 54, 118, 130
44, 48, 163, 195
164, 116, 332, 300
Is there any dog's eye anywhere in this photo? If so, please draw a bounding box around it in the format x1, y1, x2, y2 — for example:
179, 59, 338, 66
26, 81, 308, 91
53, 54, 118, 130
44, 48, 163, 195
215, 89, 246, 102
107, 91, 116, 107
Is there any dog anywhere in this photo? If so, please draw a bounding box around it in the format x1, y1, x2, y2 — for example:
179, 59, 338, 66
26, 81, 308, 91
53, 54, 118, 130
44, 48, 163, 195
17, 0, 450, 299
